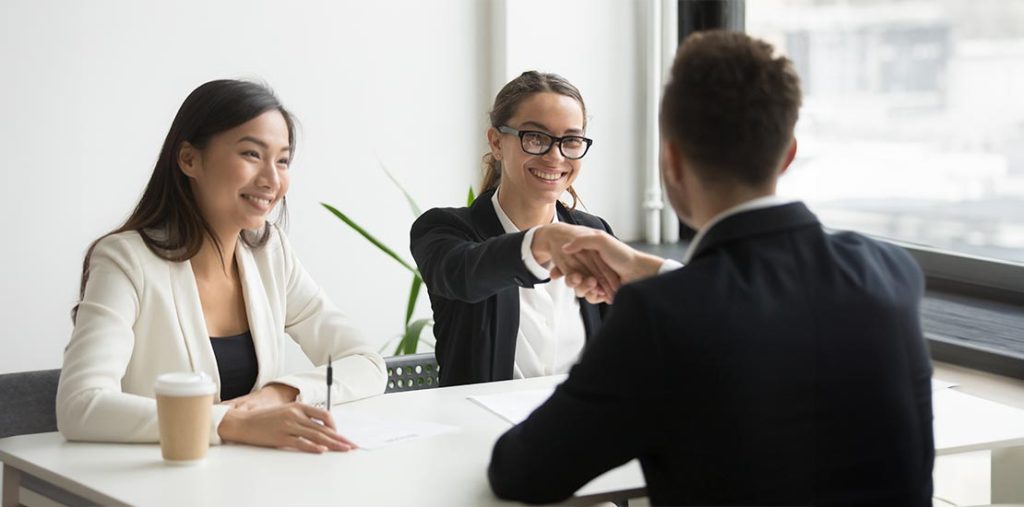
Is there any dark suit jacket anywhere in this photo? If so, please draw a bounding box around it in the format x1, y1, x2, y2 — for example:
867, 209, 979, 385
410, 188, 613, 386
489, 202, 934, 506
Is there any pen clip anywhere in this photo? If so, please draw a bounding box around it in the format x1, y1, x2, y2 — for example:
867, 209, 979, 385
326, 355, 333, 409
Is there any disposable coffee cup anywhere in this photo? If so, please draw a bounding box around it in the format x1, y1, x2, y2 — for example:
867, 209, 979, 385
154, 372, 216, 464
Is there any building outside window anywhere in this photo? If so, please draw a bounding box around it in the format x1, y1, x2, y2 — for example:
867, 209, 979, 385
748, 0, 1024, 264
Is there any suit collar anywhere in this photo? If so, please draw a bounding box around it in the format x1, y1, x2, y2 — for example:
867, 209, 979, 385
235, 242, 277, 390
491, 186, 562, 233
470, 188, 506, 239
684, 195, 795, 263
687, 201, 820, 263
168, 258, 220, 397
471, 188, 577, 239
168, 241, 276, 401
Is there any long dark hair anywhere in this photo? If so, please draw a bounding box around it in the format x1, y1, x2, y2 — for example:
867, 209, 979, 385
481, 71, 587, 208
73, 79, 296, 322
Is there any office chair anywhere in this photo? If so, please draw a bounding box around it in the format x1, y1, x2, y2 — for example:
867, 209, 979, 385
384, 353, 440, 393
0, 369, 60, 439
0, 368, 92, 506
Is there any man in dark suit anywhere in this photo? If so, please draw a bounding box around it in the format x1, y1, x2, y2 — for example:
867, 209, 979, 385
488, 30, 934, 506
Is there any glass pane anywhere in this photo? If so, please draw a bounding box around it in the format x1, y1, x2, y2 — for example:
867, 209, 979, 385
561, 137, 587, 157
748, 0, 1024, 263
522, 131, 552, 153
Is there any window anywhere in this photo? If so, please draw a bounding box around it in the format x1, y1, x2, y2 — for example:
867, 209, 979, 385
747, 0, 1024, 265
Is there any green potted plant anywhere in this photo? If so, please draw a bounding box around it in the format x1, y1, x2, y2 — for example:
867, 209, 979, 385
321, 164, 474, 355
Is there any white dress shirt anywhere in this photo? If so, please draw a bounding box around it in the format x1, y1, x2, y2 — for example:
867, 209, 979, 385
491, 189, 587, 378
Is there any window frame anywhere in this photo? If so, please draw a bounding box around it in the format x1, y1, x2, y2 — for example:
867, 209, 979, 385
676, 0, 1024, 378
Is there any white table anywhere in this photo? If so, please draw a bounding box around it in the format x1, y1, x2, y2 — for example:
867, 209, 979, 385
4, 380, 1024, 506
0, 376, 645, 507
931, 387, 1024, 503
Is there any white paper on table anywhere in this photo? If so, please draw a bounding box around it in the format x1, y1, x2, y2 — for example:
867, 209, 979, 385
467, 387, 556, 425
330, 409, 459, 450
931, 378, 958, 391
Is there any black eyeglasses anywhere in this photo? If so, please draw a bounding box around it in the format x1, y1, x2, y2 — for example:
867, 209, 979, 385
497, 126, 593, 160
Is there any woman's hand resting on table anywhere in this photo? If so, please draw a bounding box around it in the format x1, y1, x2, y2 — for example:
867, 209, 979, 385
218, 402, 356, 453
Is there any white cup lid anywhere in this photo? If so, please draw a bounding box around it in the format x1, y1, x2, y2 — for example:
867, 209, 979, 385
154, 372, 216, 397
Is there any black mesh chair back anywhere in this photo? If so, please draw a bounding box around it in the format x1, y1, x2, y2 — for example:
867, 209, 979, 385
384, 353, 440, 393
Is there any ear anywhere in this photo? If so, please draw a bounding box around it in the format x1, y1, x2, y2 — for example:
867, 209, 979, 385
486, 127, 503, 161
660, 139, 685, 190
177, 142, 201, 178
778, 138, 797, 177
660, 138, 697, 228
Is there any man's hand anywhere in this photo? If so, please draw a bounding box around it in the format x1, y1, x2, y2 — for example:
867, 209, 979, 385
531, 223, 621, 297
551, 232, 665, 303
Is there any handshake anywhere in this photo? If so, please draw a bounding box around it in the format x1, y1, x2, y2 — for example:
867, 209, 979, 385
530, 223, 666, 304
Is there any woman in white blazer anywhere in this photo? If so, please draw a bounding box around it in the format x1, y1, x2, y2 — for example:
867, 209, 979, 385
58, 80, 387, 453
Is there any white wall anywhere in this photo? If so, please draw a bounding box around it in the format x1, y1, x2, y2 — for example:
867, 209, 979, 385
0, 0, 648, 375
502, 0, 647, 241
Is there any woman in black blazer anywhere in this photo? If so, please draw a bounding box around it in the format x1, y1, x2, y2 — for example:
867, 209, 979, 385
410, 71, 616, 386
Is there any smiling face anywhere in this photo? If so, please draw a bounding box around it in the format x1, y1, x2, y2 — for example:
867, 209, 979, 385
177, 110, 292, 238
487, 92, 586, 206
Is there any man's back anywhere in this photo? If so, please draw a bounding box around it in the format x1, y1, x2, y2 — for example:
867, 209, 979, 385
489, 203, 934, 506
636, 202, 933, 504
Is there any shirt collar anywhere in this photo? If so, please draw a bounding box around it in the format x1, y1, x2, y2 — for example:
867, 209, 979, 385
682, 195, 797, 263
491, 186, 558, 234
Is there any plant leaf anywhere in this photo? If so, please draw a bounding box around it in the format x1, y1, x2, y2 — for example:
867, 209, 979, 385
404, 273, 422, 327
395, 318, 433, 355
321, 202, 418, 275
467, 185, 476, 206
379, 161, 422, 217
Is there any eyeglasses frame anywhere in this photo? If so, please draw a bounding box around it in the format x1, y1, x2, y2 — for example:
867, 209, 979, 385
496, 125, 593, 160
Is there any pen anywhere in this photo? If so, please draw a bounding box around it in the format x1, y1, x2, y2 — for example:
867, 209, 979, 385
326, 355, 333, 409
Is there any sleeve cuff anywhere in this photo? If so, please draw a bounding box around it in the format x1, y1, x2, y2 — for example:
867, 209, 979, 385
210, 404, 231, 445
658, 259, 684, 275
521, 227, 552, 280
271, 376, 314, 404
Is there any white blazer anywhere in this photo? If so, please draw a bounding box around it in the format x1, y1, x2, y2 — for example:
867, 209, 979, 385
57, 226, 387, 444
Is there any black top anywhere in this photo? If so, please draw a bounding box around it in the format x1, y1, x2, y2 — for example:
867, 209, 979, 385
210, 331, 258, 400
488, 202, 934, 506
410, 188, 613, 387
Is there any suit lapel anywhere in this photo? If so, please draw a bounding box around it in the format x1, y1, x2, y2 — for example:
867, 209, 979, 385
467, 191, 603, 377
469, 188, 507, 239
555, 201, 577, 225
168, 258, 221, 397
470, 188, 519, 381
235, 242, 277, 390
168, 242, 279, 401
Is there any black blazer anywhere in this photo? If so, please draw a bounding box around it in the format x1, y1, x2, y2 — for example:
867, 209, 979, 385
410, 188, 613, 386
489, 202, 934, 506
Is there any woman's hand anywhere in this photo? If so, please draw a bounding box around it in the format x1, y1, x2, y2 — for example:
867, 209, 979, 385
551, 232, 666, 303
218, 402, 356, 453
224, 383, 299, 411
531, 224, 621, 297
